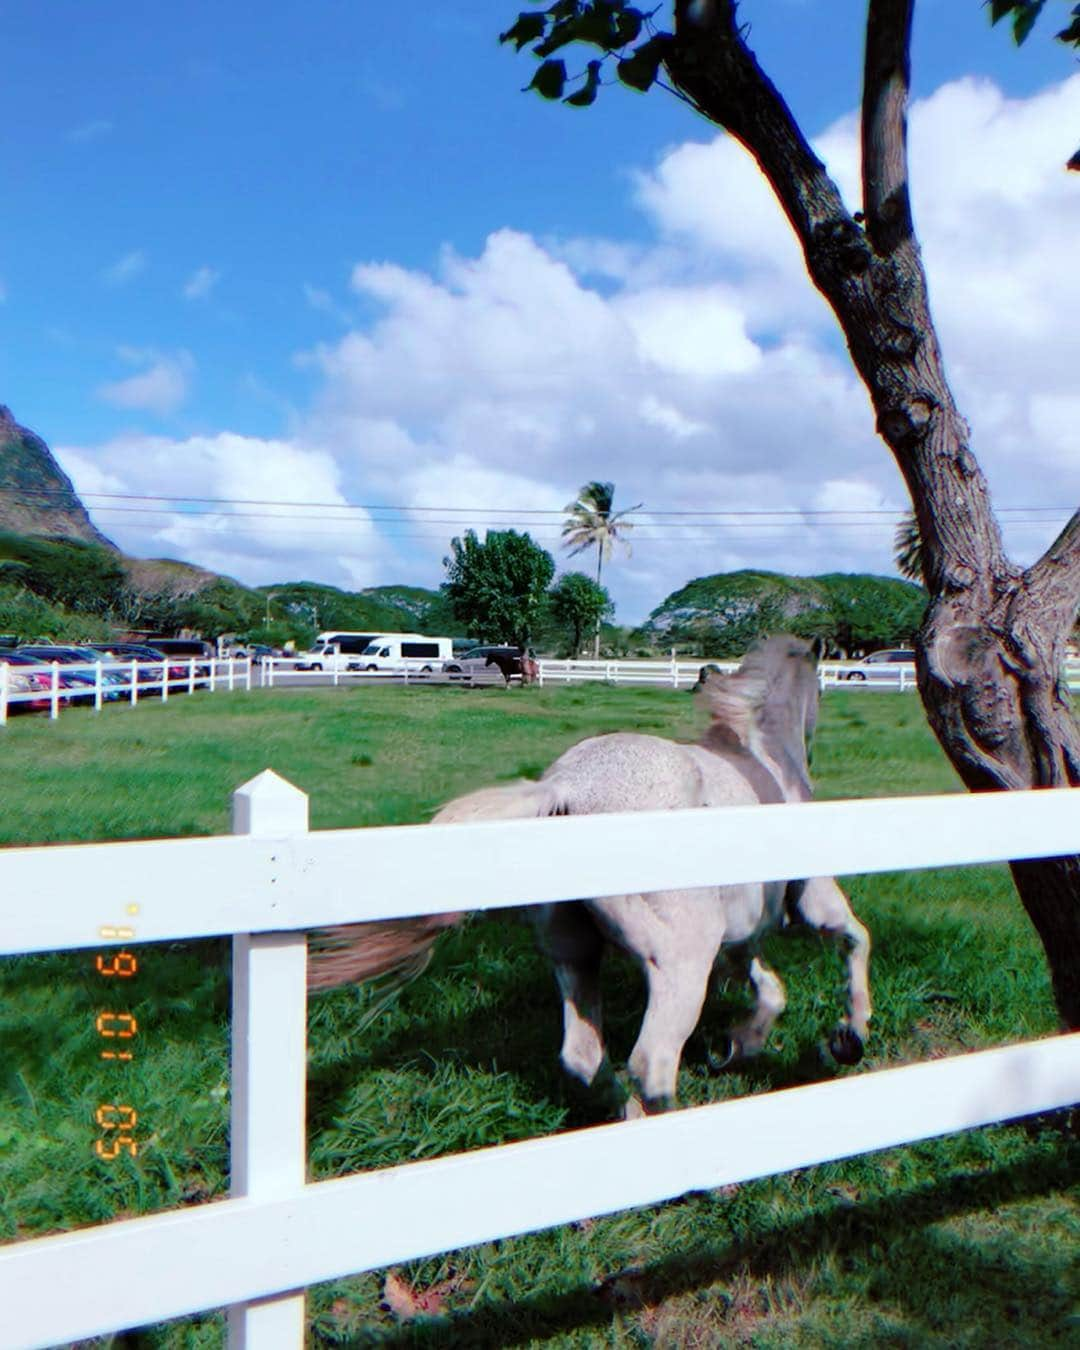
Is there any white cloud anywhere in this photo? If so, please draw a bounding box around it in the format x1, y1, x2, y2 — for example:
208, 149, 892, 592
183, 266, 220, 300
72, 73, 1080, 622
102, 250, 146, 287
58, 432, 383, 589
97, 351, 193, 416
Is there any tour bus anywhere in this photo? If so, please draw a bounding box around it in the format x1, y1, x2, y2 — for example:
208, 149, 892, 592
294, 632, 380, 672
357, 633, 454, 673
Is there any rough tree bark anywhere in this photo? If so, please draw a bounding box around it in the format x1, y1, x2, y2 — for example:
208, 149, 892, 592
665, 0, 1080, 1024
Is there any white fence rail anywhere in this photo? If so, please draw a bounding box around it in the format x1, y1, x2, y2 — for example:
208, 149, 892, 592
538, 658, 1080, 692
1, 777, 1079, 1347
0, 655, 252, 724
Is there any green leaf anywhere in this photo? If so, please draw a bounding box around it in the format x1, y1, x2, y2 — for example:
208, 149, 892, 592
499, 12, 548, 49
528, 59, 567, 99
1012, 0, 1045, 44
616, 35, 669, 92
564, 59, 602, 106
989, 0, 1015, 23
613, 7, 644, 47
573, 2, 620, 49
535, 16, 583, 56
1057, 13, 1080, 45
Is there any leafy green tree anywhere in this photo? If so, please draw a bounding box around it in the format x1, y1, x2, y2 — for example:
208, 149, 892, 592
813, 574, 926, 654
894, 510, 923, 583
0, 534, 125, 615
561, 481, 639, 656
0, 583, 111, 643
549, 571, 614, 655
442, 529, 555, 647
501, 1, 1080, 1026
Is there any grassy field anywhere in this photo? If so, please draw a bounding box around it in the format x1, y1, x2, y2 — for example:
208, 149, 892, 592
0, 684, 1076, 1347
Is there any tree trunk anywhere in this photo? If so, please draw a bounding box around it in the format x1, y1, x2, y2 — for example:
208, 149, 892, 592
593, 543, 604, 659
666, 0, 1080, 1025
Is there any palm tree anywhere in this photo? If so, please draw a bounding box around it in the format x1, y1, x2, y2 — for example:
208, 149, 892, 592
562, 481, 640, 657
894, 510, 923, 583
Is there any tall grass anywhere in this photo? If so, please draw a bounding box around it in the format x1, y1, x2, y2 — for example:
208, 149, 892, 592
0, 685, 1075, 1347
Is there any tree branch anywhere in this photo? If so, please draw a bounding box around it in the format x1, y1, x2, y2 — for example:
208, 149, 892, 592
1025, 509, 1080, 638
667, 0, 855, 249
862, 0, 915, 256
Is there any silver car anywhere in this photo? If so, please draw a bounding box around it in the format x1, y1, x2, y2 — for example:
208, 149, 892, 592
841, 649, 916, 683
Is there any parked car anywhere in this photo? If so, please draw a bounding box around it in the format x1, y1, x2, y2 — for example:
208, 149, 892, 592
840, 649, 916, 682
139, 638, 213, 686
442, 645, 535, 684
16, 647, 128, 701
242, 644, 277, 664
0, 651, 53, 712
95, 643, 187, 689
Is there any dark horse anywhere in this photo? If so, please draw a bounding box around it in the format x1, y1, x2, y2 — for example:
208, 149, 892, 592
309, 636, 872, 1117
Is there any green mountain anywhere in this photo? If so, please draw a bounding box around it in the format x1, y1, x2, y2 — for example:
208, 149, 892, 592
0, 406, 116, 549
257, 581, 463, 639
641, 569, 926, 657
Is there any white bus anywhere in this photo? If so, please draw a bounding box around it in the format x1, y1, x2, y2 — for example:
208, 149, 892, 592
357, 633, 453, 673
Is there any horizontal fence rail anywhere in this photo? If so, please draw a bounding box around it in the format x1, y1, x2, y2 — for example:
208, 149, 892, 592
8, 1033, 1078, 1350
3, 787, 1080, 956
2, 777, 1080, 1346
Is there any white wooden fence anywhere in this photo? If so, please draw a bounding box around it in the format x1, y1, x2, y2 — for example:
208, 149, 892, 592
4, 654, 1077, 719
0, 655, 252, 723
1, 775, 1078, 1348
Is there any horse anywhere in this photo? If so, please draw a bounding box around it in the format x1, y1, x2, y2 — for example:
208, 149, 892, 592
308, 635, 872, 1118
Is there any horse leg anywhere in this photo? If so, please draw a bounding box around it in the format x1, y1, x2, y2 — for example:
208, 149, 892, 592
791, 875, 872, 1064
529, 902, 608, 1092
625, 944, 718, 1117
714, 953, 787, 1064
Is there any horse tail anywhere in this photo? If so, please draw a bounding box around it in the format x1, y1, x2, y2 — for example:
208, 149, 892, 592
306, 778, 567, 994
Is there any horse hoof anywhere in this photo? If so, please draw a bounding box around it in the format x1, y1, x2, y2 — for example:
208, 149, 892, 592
705, 1036, 738, 1074
829, 1025, 864, 1066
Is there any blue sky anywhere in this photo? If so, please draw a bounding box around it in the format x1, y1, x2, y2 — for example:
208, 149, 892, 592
2, 1, 1077, 621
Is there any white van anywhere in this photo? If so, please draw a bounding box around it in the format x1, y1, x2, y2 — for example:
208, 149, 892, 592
358, 634, 453, 673
295, 632, 380, 672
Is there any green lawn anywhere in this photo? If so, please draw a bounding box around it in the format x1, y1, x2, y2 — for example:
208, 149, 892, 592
0, 684, 1076, 1347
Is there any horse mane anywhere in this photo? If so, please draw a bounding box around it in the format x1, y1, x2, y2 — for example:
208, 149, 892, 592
697, 635, 815, 751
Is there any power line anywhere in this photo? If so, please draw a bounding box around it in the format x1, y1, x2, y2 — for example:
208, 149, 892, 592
0, 484, 1070, 518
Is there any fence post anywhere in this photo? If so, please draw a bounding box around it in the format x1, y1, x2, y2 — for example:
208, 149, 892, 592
0, 659, 7, 725
50, 662, 60, 720
94, 662, 103, 713
229, 770, 310, 1347
670, 649, 677, 689
188, 659, 196, 696
130, 660, 139, 706
209, 661, 218, 694
245, 657, 252, 692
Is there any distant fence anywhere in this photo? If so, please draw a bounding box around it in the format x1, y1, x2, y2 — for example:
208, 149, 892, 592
3, 654, 1078, 725
0, 772, 1078, 1347
0, 656, 252, 724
